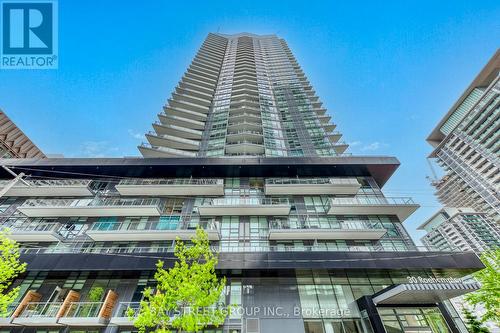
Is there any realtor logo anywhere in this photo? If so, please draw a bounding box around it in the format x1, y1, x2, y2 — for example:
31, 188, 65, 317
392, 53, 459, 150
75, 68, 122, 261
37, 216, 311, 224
1, 0, 58, 69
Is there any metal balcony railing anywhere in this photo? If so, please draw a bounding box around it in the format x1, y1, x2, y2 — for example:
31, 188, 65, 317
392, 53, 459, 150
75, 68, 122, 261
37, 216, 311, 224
89, 219, 218, 232
20, 197, 161, 209
226, 130, 263, 136
114, 302, 140, 318
0, 179, 91, 187
225, 141, 264, 146
4, 221, 61, 233
64, 302, 103, 318
269, 219, 384, 231
329, 196, 415, 206
227, 121, 261, 127
265, 178, 359, 186
118, 178, 223, 186
18, 302, 62, 318
139, 143, 198, 157
206, 197, 290, 206
19, 244, 462, 255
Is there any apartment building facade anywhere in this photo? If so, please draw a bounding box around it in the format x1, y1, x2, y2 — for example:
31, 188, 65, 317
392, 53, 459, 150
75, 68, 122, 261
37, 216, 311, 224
0, 33, 484, 333
427, 50, 500, 220
419, 207, 500, 254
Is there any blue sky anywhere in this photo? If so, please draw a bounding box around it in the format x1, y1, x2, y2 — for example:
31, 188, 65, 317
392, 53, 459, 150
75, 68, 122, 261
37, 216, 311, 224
0, 0, 499, 241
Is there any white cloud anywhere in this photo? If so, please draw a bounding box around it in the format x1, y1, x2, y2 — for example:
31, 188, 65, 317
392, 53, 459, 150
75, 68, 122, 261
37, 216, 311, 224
349, 141, 389, 152
80, 141, 119, 157
361, 141, 383, 151
349, 140, 362, 147
128, 129, 145, 140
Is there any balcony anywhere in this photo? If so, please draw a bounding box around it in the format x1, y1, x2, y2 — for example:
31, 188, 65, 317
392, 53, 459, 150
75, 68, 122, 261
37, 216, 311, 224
0, 303, 19, 326
264, 178, 360, 195
327, 131, 342, 143
146, 132, 199, 151
226, 131, 263, 143
333, 142, 349, 154
225, 141, 265, 155
229, 106, 261, 116
268, 219, 387, 240
86, 219, 220, 241
0, 179, 93, 197
17, 198, 162, 217
110, 302, 139, 326
12, 302, 63, 326
115, 178, 224, 196
230, 99, 260, 109
227, 121, 262, 132
326, 196, 420, 222
138, 143, 197, 158
163, 105, 207, 122
158, 112, 205, 130
198, 197, 291, 216
152, 122, 202, 140
58, 302, 108, 326
229, 112, 261, 123
5, 221, 62, 242
322, 123, 337, 132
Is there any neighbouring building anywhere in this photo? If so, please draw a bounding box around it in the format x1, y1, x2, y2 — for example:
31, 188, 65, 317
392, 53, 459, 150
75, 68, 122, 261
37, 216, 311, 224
0, 110, 45, 159
0, 33, 484, 333
426, 50, 500, 221
419, 207, 500, 254
421, 50, 500, 333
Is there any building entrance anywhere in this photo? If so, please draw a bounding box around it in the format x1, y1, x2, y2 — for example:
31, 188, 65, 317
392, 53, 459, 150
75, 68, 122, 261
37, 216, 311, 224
379, 307, 450, 333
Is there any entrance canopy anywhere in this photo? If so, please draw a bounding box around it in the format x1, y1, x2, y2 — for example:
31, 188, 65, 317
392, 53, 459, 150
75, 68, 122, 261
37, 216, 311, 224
372, 282, 480, 305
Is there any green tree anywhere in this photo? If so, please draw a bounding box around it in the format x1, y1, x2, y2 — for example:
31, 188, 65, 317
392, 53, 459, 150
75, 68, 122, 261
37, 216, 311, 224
88, 286, 105, 302
465, 249, 500, 325
130, 228, 227, 333
463, 308, 490, 333
0, 229, 27, 317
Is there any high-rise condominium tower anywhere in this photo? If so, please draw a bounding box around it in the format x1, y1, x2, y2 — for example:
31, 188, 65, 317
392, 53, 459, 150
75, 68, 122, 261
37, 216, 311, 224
419, 207, 500, 254
0, 33, 483, 333
421, 50, 499, 254
139, 33, 347, 158
426, 50, 500, 220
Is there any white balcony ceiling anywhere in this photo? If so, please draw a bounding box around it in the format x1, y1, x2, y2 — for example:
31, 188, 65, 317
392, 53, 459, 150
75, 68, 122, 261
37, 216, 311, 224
17, 205, 162, 217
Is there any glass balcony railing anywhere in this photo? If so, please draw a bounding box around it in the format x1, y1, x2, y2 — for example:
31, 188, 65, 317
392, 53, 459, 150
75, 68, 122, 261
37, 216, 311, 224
265, 178, 359, 186
20, 197, 161, 209
118, 178, 223, 186
114, 302, 140, 318
328, 196, 416, 206
226, 141, 263, 146
89, 219, 218, 232
226, 130, 263, 136
269, 219, 384, 231
0, 179, 92, 187
64, 302, 103, 318
227, 121, 261, 127
4, 221, 61, 233
207, 197, 290, 206
19, 244, 463, 255
17, 302, 62, 318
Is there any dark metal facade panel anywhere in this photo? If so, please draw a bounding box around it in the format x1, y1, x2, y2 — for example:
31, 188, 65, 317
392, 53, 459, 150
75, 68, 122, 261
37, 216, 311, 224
20, 251, 484, 272
0, 156, 400, 187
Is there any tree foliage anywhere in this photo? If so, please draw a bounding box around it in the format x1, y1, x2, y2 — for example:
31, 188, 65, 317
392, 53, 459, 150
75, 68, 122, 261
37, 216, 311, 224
130, 228, 227, 333
0, 229, 26, 317
463, 307, 490, 333
465, 249, 500, 325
